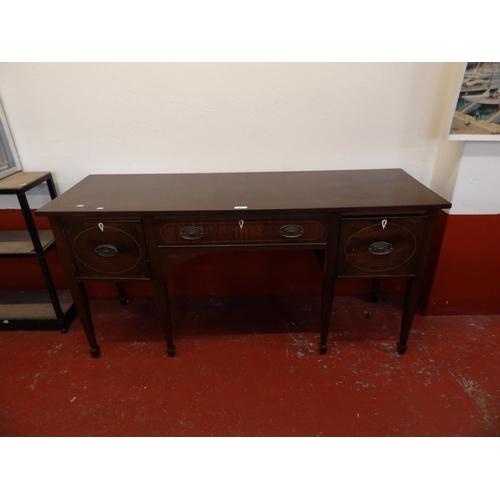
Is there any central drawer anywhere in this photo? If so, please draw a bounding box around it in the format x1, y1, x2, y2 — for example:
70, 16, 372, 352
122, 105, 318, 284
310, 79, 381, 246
155, 218, 327, 246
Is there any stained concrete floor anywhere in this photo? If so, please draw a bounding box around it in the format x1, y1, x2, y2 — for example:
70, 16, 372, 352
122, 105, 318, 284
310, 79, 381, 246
1, 295, 499, 436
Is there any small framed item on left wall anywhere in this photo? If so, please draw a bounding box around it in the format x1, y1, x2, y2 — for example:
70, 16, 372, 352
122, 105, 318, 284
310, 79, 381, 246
0, 98, 22, 180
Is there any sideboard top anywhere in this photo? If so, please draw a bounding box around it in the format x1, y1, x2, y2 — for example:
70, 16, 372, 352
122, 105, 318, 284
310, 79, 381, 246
37, 169, 451, 216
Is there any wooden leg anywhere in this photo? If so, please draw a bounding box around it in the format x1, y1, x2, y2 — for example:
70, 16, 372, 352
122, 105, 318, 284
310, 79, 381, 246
318, 215, 341, 354
397, 211, 439, 354
116, 283, 130, 305
48, 219, 101, 358
152, 277, 175, 357
370, 279, 381, 303
141, 217, 176, 357
319, 274, 336, 354
73, 282, 101, 358
397, 277, 421, 355
314, 249, 325, 269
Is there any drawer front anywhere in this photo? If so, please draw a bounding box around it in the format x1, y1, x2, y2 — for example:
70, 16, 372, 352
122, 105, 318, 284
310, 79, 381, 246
338, 216, 426, 277
156, 218, 327, 246
63, 220, 150, 279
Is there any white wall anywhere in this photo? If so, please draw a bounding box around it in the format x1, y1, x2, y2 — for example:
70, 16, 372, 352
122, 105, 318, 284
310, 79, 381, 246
0, 62, 485, 211
448, 142, 500, 214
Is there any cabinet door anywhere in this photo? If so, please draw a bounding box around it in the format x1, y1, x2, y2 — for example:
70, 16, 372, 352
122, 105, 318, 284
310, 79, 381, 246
337, 216, 426, 277
63, 220, 150, 280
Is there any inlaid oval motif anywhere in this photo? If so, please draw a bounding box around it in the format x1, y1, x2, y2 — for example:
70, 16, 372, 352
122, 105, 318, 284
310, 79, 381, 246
72, 226, 143, 274
343, 222, 418, 273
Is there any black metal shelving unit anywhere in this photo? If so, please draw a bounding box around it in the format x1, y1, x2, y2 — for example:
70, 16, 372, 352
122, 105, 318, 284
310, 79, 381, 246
0, 171, 76, 332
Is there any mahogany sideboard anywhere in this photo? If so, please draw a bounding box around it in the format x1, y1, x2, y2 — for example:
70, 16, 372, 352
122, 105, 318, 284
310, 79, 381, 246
37, 169, 451, 358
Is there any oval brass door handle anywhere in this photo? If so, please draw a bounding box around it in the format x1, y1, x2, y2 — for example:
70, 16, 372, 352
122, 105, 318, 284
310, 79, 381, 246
179, 226, 205, 240
368, 242, 393, 255
95, 244, 118, 257
280, 224, 304, 238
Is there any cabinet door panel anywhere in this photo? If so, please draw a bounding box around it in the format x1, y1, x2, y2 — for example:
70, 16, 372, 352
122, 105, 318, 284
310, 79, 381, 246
338, 216, 426, 277
64, 220, 150, 280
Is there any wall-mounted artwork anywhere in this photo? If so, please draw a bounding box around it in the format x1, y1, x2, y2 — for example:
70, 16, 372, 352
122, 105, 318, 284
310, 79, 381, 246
0, 98, 22, 180
447, 62, 500, 141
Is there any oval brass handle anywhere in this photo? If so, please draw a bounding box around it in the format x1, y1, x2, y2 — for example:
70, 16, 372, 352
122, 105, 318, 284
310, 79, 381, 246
280, 224, 304, 238
368, 242, 393, 255
179, 226, 205, 240
95, 244, 118, 257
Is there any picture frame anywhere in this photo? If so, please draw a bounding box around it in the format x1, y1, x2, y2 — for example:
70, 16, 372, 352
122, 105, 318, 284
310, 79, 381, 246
0, 98, 22, 180
446, 62, 500, 141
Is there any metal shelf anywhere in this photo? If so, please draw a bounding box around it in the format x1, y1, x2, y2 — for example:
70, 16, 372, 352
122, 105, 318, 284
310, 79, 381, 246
0, 172, 75, 332
0, 289, 76, 331
0, 229, 55, 257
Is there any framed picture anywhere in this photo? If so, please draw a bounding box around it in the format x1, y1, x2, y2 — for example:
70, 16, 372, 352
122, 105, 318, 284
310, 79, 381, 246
0, 98, 22, 180
447, 62, 500, 141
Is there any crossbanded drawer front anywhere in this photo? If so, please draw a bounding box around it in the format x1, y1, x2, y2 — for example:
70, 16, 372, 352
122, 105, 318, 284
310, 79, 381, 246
156, 219, 327, 246
337, 216, 426, 277
63, 221, 150, 279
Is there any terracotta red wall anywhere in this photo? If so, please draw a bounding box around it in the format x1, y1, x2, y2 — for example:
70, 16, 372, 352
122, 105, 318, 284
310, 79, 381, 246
2, 209, 499, 315
424, 213, 500, 315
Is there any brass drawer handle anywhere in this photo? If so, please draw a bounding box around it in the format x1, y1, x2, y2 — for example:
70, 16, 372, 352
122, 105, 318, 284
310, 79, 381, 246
95, 244, 118, 257
368, 242, 393, 255
280, 224, 304, 238
179, 226, 205, 240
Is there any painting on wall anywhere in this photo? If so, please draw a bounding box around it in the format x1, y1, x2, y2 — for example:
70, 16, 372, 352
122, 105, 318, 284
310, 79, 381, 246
447, 62, 500, 141
0, 98, 22, 180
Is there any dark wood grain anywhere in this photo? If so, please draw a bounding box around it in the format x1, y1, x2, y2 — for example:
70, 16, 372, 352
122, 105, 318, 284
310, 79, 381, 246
37, 169, 452, 357
63, 220, 150, 280
156, 218, 327, 246
337, 216, 426, 277
37, 169, 451, 216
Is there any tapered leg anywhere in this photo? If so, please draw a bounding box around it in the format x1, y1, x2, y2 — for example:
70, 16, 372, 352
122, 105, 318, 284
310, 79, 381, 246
116, 283, 130, 305
48, 219, 100, 357
152, 277, 176, 357
397, 278, 418, 354
141, 217, 176, 357
319, 273, 336, 354
314, 249, 325, 268
397, 210, 439, 354
370, 279, 381, 303
73, 282, 100, 358
318, 215, 341, 354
